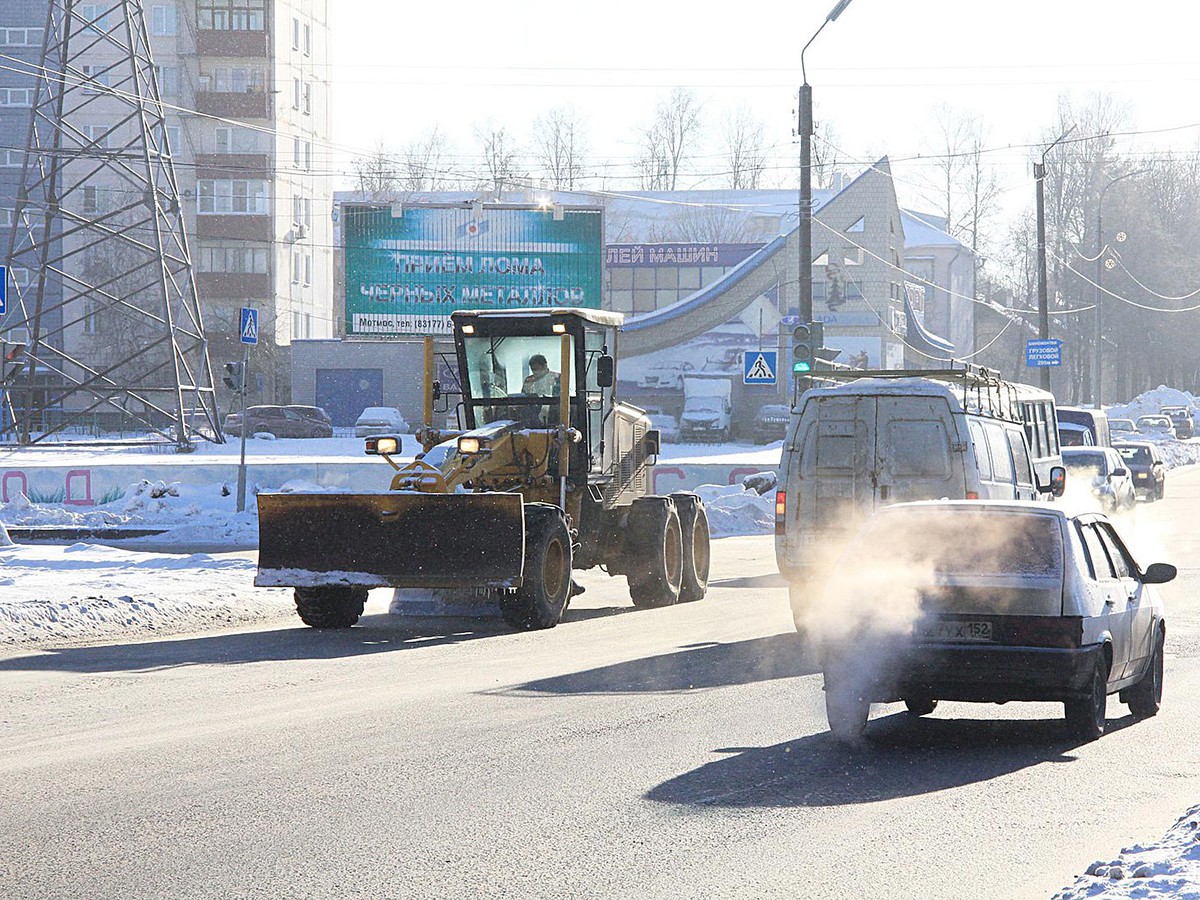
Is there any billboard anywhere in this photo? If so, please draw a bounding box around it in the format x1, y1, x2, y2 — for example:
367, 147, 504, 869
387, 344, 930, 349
343, 204, 603, 337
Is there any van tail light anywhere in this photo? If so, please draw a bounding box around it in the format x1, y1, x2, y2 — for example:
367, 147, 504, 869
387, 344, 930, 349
965, 491, 979, 500
775, 490, 786, 534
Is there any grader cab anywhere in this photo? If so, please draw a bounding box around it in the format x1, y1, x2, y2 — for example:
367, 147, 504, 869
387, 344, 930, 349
256, 308, 711, 630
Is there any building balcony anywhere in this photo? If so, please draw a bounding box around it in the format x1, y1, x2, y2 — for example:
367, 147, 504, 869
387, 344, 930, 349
195, 153, 273, 179
196, 272, 272, 300
195, 29, 270, 58
194, 214, 273, 241
194, 90, 271, 120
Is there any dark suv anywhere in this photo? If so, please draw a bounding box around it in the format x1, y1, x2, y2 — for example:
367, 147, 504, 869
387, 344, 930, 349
1114, 441, 1166, 501
752, 404, 792, 444
1160, 406, 1194, 440
224, 405, 333, 438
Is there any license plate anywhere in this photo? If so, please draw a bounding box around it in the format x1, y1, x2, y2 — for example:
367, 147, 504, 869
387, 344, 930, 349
920, 620, 993, 642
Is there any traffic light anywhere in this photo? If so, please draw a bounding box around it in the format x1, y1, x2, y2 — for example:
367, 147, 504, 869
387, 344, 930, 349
222, 361, 244, 393
792, 324, 814, 374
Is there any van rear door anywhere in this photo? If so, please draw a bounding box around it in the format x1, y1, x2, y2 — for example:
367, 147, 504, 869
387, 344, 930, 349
875, 396, 966, 504
793, 395, 878, 549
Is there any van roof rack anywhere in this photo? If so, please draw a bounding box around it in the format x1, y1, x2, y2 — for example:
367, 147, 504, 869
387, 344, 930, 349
803, 361, 1027, 425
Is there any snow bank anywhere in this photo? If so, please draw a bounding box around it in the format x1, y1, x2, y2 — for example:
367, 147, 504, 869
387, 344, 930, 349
0, 543, 289, 645
1053, 804, 1200, 899
696, 482, 775, 537
1107, 386, 1200, 421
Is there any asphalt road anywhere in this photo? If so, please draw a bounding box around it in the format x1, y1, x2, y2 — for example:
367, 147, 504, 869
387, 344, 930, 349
3, 474, 1200, 899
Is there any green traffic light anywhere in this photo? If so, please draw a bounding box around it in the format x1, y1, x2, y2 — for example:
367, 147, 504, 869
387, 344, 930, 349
793, 361, 812, 373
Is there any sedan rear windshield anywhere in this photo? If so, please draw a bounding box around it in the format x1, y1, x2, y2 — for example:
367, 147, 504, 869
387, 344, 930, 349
852, 509, 1063, 577
1116, 446, 1150, 464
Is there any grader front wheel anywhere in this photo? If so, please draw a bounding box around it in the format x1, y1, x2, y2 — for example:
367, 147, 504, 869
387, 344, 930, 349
499, 504, 573, 631
294, 586, 367, 629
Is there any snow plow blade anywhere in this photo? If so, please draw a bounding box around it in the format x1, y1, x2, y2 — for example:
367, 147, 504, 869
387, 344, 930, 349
255, 491, 525, 590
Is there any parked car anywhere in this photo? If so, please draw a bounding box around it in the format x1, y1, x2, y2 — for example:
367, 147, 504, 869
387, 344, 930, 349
751, 404, 791, 444
1136, 415, 1176, 439
636, 361, 694, 391
1109, 417, 1138, 438
819, 501, 1173, 742
287, 405, 333, 429
641, 406, 679, 443
1114, 441, 1166, 501
354, 406, 407, 438
1061, 446, 1137, 513
224, 405, 333, 438
1160, 405, 1194, 440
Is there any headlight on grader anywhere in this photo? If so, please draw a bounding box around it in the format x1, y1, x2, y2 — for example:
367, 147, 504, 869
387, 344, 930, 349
365, 436, 400, 456
457, 436, 484, 455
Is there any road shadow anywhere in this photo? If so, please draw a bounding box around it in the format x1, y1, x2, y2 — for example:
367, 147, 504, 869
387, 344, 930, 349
0, 603, 636, 675
648, 710, 1140, 808
709, 573, 787, 590
502, 632, 819, 696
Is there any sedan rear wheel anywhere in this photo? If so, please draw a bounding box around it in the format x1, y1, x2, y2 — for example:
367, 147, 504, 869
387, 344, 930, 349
1065, 658, 1108, 742
1127, 628, 1164, 719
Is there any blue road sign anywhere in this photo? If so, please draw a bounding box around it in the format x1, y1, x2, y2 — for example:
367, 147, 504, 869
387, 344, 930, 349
1026, 338, 1062, 368
240, 307, 258, 345
0, 265, 7, 316
743, 350, 778, 385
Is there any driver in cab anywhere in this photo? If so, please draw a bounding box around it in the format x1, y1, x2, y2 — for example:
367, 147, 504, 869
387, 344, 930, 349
522, 354, 560, 398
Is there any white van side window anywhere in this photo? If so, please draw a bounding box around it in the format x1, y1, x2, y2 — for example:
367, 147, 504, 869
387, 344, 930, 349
969, 420, 992, 479
985, 424, 1014, 482
1006, 429, 1034, 487
885, 420, 950, 478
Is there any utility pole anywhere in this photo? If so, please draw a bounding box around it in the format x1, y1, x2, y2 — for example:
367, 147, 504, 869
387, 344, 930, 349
1035, 126, 1075, 391
798, 0, 853, 323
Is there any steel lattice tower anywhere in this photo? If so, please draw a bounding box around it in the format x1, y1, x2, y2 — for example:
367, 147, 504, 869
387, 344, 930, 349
2, 0, 222, 447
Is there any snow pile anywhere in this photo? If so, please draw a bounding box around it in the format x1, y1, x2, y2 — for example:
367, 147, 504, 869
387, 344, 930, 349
1053, 804, 1200, 899
696, 483, 775, 537
1107, 386, 1200, 421
0, 543, 289, 644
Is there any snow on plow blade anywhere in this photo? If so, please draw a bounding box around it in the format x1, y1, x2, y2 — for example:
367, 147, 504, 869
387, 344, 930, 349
255, 491, 525, 590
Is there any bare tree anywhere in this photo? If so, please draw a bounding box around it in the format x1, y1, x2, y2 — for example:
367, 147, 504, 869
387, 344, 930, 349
532, 107, 588, 190
637, 88, 703, 190
811, 118, 846, 190
400, 127, 454, 192
721, 105, 765, 190
351, 141, 399, 196
472, 122, 525, 192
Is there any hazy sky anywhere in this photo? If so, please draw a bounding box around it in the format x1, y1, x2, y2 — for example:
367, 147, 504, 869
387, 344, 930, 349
328, 1, 1200, 224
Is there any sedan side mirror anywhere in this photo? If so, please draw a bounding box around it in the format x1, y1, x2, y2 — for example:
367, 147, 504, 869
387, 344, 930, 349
1142, 562, 1177, 584
1111, 467, 1128, 478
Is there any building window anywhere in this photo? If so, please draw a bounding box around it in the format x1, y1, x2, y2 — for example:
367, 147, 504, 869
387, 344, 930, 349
291, 17, 300, 49
302, 82, 311, 115
84, 124, 110, 149
10, 267, 31, 287
292, 77, 300, 109
304, 140, 312, 171
197, 0, 265, 31
151, 4, 178, 36
303, 252, 311, 286
78, 5, 112, 34
0, 27, 44, 46
154, 64, 180, 97
303, 23, 311, 55
843, 247, 864, 266
82, 185, 101, 214
292, 136, 301, 167
291, 251, 301, 284
196, 242, 269, 273
81, 64, 111, 94
0, 88, 34, 107
83, 300, 98, 335
215, 125, 260, 153
196, 179, 269, 215
0, 208, 12, 228
0, 149, 25, 168
203, 66, 263, 93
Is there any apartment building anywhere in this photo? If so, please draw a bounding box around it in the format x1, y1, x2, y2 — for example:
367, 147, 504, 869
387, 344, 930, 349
0, 0, 332, 412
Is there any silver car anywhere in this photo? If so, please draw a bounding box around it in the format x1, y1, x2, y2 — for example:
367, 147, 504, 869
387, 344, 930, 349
819, 501, 1173, 742
1061, 446, 1137, 513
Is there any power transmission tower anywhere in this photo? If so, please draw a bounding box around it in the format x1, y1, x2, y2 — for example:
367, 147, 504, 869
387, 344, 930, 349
2, 0, 222, 448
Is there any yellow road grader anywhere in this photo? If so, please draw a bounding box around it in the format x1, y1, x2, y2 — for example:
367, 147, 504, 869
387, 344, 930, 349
255, 308, 711, 630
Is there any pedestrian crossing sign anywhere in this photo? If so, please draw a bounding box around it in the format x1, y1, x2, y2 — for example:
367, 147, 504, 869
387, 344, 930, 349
240, 307, 258, 345
743, 350, 777, 385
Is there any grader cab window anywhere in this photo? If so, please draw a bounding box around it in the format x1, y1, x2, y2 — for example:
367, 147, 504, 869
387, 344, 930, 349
464, 334, 577, 426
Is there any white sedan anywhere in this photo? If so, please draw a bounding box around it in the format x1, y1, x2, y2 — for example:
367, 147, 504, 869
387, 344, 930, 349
354, 407, 407, 438
816, 501, 1173, 743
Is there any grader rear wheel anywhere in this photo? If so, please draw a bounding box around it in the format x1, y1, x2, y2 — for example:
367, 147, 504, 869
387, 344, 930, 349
671, 493, 711, 603
628, 499, 684, 609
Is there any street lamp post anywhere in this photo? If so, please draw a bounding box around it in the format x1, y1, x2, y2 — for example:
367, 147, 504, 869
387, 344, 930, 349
799, 0, 853, 324
1094, 170, 1143, 407
1034, 125, 1075, 391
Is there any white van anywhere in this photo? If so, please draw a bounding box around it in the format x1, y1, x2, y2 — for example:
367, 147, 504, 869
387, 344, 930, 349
775, 373, 1065, 628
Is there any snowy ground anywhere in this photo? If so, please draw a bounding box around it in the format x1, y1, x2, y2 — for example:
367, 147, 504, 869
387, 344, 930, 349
1052, 804, 1200, 899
